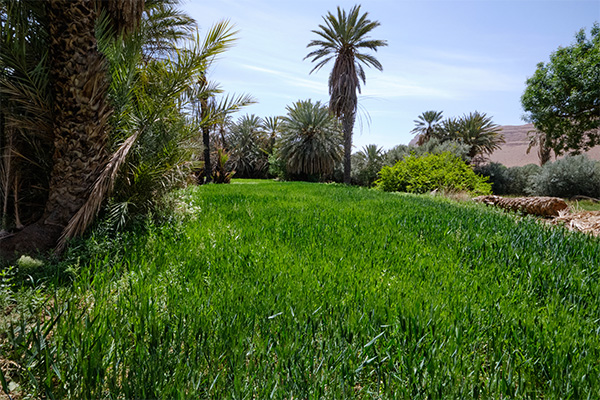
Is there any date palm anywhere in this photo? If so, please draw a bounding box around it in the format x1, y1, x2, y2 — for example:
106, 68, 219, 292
228, 114, 268, 178
279, 100, 343, 179
438, 111, 505, 164
411, 110, 444, 145
262, 116, 281, 156
306, 5, 387, 184
352, 144, 384, 186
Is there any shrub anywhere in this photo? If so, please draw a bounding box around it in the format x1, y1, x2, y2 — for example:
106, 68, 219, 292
507, 164, 541, 195
376, 152, 492, 195
528, 155, 600, 198
475, 163, 542, 195
474, 162, 511, 194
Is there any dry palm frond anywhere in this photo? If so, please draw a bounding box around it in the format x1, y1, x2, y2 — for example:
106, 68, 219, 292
552, 211, 600, 236
56, 131, 139, 253
473, 195, 568, 217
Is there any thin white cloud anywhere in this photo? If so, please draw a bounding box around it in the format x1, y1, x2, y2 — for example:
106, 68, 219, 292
362, 75, 456, 99
240, 64, 327, 94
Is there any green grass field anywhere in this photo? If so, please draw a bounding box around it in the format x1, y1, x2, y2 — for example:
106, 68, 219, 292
3, 180, 600, 398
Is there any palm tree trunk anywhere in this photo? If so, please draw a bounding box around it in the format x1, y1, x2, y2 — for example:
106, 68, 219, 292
201, 98, 212, 184
1, 0, 111, 258
43, 0, 111, 228
342, 113, 354, 184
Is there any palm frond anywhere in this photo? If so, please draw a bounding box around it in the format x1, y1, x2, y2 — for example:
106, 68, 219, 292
57, 130, 139, 252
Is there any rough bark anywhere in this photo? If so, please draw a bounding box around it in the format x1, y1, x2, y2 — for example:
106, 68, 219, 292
44, 0, 111, 228
201, 98, 212, 184
342, 113, 354, 185
1, 0, 110, 260
97, 0, 145, 35
473, 195, 569, 217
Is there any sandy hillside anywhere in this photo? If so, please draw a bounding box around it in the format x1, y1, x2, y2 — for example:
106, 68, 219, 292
409, 124, 600, 167
488, 124, 600, 167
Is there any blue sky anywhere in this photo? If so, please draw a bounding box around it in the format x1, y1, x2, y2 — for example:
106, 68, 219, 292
184, 0, 599, 150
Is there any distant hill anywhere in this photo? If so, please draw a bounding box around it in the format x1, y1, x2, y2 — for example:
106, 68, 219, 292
489, 124, 600, 167
409, 124, 600, 167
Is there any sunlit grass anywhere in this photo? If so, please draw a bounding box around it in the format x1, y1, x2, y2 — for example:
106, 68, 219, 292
567, 198, 600, 212
3, 180, 600, 398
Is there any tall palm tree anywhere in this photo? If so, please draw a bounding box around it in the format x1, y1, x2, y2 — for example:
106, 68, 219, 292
411, 110, 444, 145
305, 5, 387, 184
278, 100, 343, 179
185, 20, 253, 184
63, 16, 242, 243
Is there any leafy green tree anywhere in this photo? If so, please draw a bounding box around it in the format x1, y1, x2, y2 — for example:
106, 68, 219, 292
522, 23, 600, 155
305, 5, 387, 184
278, 100, 343, 179
384, 138, 471, 166
411, 110, 444, 145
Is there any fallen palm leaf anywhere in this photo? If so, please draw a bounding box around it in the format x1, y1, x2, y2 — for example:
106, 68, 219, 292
552, 211, 600, 236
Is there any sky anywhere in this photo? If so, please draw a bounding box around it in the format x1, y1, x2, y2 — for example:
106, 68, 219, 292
184, 0, 600, 150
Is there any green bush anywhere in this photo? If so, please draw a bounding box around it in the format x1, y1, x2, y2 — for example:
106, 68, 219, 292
528, 155, 600, 198
474, 162, 511, 194
376, 152, 492, 195
474, 162, 541, 195
508, 164, 541, 195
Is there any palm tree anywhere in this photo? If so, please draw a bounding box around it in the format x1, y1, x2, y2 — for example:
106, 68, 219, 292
278, 100, 343, 179
228, 114, 267, 178
355, 144, 383, 163
352, 144, 384, 186
527, 130, 553, 166
0, 0, 52, 233
411, 110, 444, 145
305, 5, 387, 184
1, 0, 142, 255
262, 116, 281, 156
69, 17, 243, 241
439, 111, 505, 164
1, 0, 228, 256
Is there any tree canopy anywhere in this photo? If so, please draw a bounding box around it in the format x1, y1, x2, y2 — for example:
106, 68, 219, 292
521, 23, 600, 155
